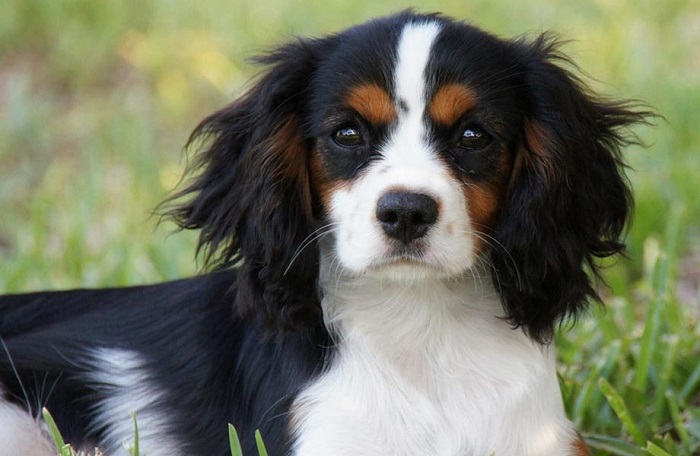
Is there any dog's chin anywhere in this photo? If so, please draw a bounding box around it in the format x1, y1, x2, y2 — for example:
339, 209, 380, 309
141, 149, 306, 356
362, 254, 471, 283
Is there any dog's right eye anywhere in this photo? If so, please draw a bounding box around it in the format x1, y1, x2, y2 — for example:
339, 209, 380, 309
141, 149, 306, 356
458, 124, 492, 151
333, 127, 362, 148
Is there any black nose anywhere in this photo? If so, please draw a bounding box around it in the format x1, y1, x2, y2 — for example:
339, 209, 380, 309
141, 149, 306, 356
376, 192, 439, 244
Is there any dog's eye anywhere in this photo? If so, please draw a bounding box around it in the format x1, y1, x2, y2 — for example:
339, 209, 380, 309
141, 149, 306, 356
333, 127, 362, 148
459, 125, 492, 150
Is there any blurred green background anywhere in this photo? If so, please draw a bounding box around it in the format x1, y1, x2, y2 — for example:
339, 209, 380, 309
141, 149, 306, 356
1, 0, 699, 454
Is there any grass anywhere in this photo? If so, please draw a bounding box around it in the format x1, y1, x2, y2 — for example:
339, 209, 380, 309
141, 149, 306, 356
1, 0, 699, 454
44, 408, 267, 456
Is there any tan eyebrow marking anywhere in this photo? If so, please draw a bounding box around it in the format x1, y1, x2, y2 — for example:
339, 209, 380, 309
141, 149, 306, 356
345, 84, 397, 125
430, 83, 478, 126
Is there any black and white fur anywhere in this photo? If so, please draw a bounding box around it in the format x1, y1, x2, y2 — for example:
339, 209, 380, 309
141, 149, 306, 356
1, 12, 648, 456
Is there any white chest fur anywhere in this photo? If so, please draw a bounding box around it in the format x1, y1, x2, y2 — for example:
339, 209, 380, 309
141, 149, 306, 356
290, 272, 578, 456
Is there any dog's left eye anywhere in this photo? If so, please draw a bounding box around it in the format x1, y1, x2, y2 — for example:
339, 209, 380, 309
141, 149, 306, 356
333, 127, 363, 148
459, 125, 492, 150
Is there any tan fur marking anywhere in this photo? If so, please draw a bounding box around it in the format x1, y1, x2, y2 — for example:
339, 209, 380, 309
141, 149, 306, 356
465, 183, 500, 246
524, 121, 557, 178
345, 84, 396, 125
572, 435, 592, 455
465, 149, 512, 252
430, 83, 478, 126
309, 146, 335, 213
308, 145, 357, 217
508, 120, 558, 195
266, 115, 313, 217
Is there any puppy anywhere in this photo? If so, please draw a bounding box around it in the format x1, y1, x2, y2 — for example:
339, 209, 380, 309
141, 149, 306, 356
0, 11, 648, 456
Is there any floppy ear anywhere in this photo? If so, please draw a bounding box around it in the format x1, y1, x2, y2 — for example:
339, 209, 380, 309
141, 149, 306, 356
164, 38, 336, 329
492, 35, 651, 343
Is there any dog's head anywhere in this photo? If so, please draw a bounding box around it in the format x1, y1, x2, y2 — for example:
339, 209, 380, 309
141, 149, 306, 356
165, 12, 649, 342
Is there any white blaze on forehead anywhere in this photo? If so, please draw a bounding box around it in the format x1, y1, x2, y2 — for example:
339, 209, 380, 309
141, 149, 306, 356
394, 21, 440, 116
389, 21, 441, 166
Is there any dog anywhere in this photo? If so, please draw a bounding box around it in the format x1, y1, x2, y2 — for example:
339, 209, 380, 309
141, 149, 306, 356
0, 11, 648, 456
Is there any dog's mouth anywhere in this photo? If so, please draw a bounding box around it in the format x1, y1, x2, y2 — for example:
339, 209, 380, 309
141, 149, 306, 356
366, 244, 445, 274
373, 255, 426, 268
382, 242, 428, 262
360, 235, 477, 281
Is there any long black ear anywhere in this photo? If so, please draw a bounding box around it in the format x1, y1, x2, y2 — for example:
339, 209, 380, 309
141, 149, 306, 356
492, 35, 652, 343
163, 38, 335, 330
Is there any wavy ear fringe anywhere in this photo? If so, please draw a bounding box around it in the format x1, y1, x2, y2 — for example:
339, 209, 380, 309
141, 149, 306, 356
493, 34, 655, 343
159, 38, 337, 331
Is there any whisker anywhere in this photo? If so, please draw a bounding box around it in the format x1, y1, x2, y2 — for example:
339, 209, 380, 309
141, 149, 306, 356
40, 372, 62, 420
284, 223, 338, 276
1, 339, 31, 415
461, 228, 523, 292
260, 390, 296, 425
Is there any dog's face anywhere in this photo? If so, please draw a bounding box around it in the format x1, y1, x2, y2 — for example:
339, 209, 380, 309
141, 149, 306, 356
309, 21, 520, 281
166, 12, 646, 341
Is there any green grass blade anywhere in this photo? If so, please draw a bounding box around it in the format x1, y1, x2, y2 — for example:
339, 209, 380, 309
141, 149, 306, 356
228, 424, 244, 456
584, 434, 646, 456
42, 407, 71, 456
255, 429, 269, 456
599, 378, 646, 446
572, 339, 622, 423
131, 412, 140, 456
652, 335, 680, 425
667, 391, 691, 453
645, 441, 673, 456
679, 360, 700, 403
633, 255, 668, 391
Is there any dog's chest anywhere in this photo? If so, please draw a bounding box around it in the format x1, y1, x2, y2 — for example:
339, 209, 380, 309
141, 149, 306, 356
289, 306, 577, 456
291, 350, 479, 455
